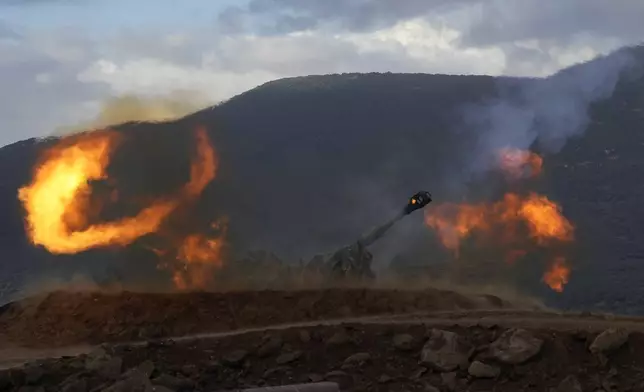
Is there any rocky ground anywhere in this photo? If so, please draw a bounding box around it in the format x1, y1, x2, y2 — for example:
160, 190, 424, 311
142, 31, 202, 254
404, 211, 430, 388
1, 288, 643, 391
1, 319, 641, 392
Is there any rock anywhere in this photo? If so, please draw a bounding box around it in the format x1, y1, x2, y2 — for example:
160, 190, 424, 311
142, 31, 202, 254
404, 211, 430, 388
326, 330, 352, 346
377, 375, 393, 384
343, 352, 371, 366
204, 359, 221, 370
17, 387, 45, 392
0, 371, 11, 390
149, 386, 174, 392
263, 366, 292, 378
276, 350, 303, 365
86, 356, 123, 379
589, 329, 630, 354
410, 367, 428, 380
392, 333, 415, 351
70, 359, 86, 370
441, 372, 457, 392
59, 374, 89, 392
223, 350, 248, 367
468, 361, 500, 378
489, 329, 544, 364
87, 348, 108, 360
423, 384, 440, 392
179, 364, 199, 378
7, 368, 26, 387
23, 365, 44, 384
601, 378, 617, 391
151, 374, 194, 390
258, 335, 283, 358
571, 330, 590, 342
124, 360, 155, 379
307, 374, 324, 383
325, 370, 349, 379
61, 378, 88, 392
420, 329, 472, 372
299, 330, 312, 343
556, 375, 583, 392
100, 373, 152, 392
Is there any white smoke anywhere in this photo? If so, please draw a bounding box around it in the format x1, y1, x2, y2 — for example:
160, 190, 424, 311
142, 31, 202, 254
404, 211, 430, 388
462, 45, 641, 174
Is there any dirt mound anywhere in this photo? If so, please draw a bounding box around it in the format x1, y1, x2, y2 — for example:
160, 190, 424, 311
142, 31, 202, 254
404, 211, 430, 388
0, 288, 520, 348
1, 320, 641, 391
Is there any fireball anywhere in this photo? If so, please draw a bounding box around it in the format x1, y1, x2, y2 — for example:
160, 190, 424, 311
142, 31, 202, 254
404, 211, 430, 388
498, 147, 543, 179
424, 148, 574, 292
543, 257, 570, 293
18, 126, 224, 290
19, 127, 216, 254
172, 220, 228, 290
424, 192, 573, 252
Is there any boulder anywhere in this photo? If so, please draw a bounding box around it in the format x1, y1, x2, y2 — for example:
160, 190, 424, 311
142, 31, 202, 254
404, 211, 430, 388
489, 329, 543, 364
420, 329, 472, 372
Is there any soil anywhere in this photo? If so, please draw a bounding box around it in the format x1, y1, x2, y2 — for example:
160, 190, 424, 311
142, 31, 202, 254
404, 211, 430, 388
2, 315, 644, 391
1, 288, 643, 391
0, 288, 518, 347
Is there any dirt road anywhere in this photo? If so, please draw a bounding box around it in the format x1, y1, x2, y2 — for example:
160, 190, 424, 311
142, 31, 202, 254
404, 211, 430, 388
2, 289, 643, 391
2, 309, 644, 391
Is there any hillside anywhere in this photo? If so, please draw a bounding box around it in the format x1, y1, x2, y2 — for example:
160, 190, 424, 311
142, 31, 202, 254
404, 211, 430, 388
0, 46, 643, 313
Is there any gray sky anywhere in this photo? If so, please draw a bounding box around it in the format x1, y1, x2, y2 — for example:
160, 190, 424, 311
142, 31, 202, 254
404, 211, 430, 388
1, 0, 643, 147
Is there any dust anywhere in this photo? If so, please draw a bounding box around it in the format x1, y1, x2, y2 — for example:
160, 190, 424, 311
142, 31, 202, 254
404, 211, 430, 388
52, 90, 211, 136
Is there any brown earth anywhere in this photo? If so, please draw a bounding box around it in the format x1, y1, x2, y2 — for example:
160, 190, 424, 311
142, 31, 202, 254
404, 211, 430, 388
1, 315, 643, 391
2, 288, 643, 391
0, 288, 521, 348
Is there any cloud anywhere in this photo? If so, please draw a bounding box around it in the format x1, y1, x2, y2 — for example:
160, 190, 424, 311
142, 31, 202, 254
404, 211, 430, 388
222, 0, 644, 74
0, 0, 81, 4
0, 20, 19, 39
460, 0, 644, 47
225, 0, 468, 33
0, 19, 510, 146
227, 0, 644, 44
0, 25, 105, 145
72, 21, 510, 110
1, 0, 642, 147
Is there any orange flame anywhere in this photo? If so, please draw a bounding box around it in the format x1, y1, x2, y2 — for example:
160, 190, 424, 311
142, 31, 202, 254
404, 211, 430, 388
425, 192, 573, 252
18, 126, 218, 257
519, 194, 574, 244
19, 131, 172, 253
172, 220, 227, 290
543, 257, 570, 293
425, 191, 574, 292
498, 147, 543, 179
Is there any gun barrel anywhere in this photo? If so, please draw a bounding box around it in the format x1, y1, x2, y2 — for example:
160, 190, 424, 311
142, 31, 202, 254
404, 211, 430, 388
357, 211, 405, 247
359, 191, 432, 247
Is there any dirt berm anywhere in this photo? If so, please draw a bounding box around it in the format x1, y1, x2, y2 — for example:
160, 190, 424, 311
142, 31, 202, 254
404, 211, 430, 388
0, 288, 521, 348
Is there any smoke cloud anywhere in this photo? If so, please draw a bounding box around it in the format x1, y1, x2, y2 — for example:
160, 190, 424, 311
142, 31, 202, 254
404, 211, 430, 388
53, 90, 211, 136
462, 46, 641, 175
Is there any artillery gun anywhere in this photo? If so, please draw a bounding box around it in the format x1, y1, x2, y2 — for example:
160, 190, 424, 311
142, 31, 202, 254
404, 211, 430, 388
90, 191, 432, 290
307, 191, 432, 282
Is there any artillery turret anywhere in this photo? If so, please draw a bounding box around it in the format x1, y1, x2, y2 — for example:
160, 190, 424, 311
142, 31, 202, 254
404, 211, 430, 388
308, 191, 432, 282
